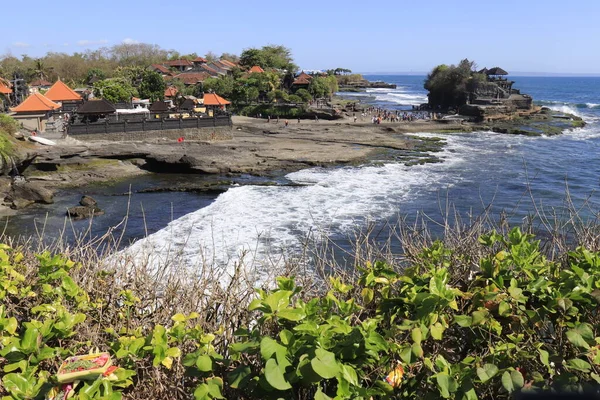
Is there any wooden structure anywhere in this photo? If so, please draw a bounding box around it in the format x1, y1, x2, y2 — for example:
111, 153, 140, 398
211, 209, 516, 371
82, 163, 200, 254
202, 93, 230, 114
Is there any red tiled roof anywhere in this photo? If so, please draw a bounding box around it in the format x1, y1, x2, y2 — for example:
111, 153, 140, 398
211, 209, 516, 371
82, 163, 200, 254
151, 64, 171, 74
212, 60, 231, 70
249, 65, 265, 73
45, 80, 82, 102
164, 59, 193, 67
30, 79, 52, 87
174, 72, 210, 85
193, 57, 207, 63
0, 81, 12, 94
164, 86, 178, 98
11, 93, 60, 113
200, 65, 220, 76
293, 76, 311, 85
203, 93, 231, 106
219, 59, 237, 68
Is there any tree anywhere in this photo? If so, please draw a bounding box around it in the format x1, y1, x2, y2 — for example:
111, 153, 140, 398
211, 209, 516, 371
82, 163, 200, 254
86, 68, 106, 83
202, 76, 235, 99
308, 76, 336, 99
295, 88, 312, 103
204, 51, 218, 63
239, 48, 265, 69
220, 53, 239, 63
93, 78, 137, 103
424, 58, 476, 108
138, 70, 166, 101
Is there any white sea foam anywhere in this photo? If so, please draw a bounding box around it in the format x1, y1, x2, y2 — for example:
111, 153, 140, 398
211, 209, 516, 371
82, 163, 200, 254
120, 134, 474, 280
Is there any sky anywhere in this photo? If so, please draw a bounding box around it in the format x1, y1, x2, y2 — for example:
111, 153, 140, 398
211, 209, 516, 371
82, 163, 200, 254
3, 0, 600, 75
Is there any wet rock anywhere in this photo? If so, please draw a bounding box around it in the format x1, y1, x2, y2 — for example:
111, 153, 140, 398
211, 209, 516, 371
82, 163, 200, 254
5, 181, 54, 209
79, 195, 97, 207
12, 198, 35, 210
66, 205, 104, 220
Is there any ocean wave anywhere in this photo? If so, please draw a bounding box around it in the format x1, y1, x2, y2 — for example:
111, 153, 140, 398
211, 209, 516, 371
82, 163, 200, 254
537, 100, 600, 110
119, 139, 472, 279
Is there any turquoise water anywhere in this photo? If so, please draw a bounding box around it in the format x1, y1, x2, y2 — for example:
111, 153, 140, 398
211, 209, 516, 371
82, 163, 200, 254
5, 75, 600, 269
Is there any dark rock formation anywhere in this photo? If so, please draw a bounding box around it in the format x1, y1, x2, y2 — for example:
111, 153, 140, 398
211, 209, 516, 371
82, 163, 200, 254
66, 205, 104, 220
4, 181, 54, 209
79, 195, 97, 207
66, 195, 104, 220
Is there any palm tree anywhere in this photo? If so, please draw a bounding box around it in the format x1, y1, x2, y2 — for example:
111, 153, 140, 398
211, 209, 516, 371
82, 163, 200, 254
34, 58, 48, 80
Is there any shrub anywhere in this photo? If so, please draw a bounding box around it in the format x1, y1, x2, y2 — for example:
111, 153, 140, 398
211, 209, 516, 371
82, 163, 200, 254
0, 114, 20, 135
1, 227, 599, 399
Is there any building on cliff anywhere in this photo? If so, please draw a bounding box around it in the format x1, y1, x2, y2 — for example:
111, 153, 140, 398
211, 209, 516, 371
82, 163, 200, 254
470, 67, 532, 110
458, 67, 533, 121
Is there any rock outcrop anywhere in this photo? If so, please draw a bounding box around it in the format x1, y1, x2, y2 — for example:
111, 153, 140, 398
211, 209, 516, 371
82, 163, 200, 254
4, 181, 54, 209
66, 196, 104, 220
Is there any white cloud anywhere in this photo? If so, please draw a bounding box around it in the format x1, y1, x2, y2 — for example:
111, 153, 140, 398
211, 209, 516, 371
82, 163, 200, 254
76, 39, 109, 46
63, 43, 69, 47
122, 38, 139, 45
13, 42, 30, 48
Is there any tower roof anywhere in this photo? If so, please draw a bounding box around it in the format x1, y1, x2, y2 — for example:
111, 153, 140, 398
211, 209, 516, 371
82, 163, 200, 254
203, 93, 231, 106
11, 93, 60, 113
45, 80, 82, 102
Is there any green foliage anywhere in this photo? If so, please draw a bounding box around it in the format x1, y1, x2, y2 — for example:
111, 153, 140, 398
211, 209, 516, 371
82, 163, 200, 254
308, 76, 338, 98
86, 68, 106, 83
202, 76, 235, 99
0, 114, 19, 135
138, 70, 166, 101
93, 78, 138, 104
1, 228, 600, 399
424, 58, 480, 108
295, 88, 313, 102
239, 45, 297, 72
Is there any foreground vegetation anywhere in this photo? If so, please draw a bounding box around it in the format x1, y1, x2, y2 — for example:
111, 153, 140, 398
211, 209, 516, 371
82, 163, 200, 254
1, 224, 599, 399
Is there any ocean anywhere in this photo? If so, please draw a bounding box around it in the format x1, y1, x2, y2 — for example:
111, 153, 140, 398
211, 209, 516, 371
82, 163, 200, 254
6, 75, 600, 274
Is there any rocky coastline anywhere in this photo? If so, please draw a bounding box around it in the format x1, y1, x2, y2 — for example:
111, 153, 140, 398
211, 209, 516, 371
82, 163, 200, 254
0, 97, 585, 217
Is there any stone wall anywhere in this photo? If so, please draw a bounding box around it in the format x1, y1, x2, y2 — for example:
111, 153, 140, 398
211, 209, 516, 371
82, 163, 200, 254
67, 126, 233, 142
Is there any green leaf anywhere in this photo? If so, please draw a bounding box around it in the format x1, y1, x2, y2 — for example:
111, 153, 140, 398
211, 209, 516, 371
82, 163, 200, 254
2, 373, 30, 396
498, 301, 511, 316
264, 290, 292, 313
411, 327, 422, 344
361, 288, 374, 304
206, 377, 224, 399
431, 322, 444, 340
194, 383, 210, 400
476, 364, 498, 383
539, 349, 549, 366
20, 327, 39, 353
454, 315, 472, 327
340, 364, 359, 386
277, 308, 306, 321
472, 310, 487, 326
436, 373, 454, 398
261, 337, 282, 360
311, 348, 339, 379
264, 359, 292, 391
166, 347, 181, 358
171, 313, 186, 322
314, 387, 332, 400
279, 330, 293, 345
502, 370, 524, 393
567, 358, 591, 372
412, 342, 424, 359
229, 365, 252, 389
566, 329, 591, 349
196, 355, 213, 372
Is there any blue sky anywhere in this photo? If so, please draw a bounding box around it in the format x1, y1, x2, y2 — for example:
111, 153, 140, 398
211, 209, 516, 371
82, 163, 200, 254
3, 0, 599, 75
